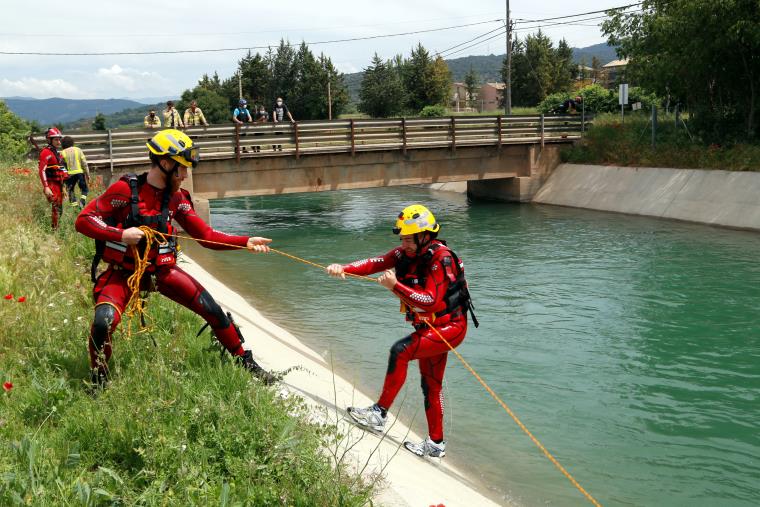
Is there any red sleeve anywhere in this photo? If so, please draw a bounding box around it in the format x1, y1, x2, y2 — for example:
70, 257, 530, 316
38, 149, 53, 188
173, 191, 249, 250
75, 180, 130, 242
342, 247, 400, 276
392, 254, 449, 311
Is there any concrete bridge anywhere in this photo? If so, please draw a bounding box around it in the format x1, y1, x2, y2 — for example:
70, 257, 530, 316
32, 115, 587, 219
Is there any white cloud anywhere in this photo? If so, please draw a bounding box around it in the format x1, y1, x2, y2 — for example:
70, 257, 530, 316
94, 64, 171, 94
0, 77, 81, 98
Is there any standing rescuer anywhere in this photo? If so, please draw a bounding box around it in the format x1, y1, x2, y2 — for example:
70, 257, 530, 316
75, 129, 274, 386
61, 136, 90, 209
327, 204, 477, 458
38, 127, 69, 229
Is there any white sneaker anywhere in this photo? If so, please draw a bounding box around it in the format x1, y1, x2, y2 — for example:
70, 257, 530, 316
346, 405, 386, 432
404, 437, 446, 457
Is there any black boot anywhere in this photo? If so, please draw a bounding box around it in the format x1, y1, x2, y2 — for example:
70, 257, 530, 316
89, 368, 109, 390
239, 350, 276, 385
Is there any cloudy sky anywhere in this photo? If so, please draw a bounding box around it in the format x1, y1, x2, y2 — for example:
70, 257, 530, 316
0, 0, 629, 101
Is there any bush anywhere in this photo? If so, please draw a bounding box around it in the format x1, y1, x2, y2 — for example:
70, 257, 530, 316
538, 84, 661, 115
0, 100, 32, 162
418, 105, 447, 118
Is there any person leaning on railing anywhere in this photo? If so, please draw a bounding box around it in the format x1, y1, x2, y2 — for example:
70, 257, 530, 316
164, 100, 184, 129
144, 109, 161, 128
184, 100, 208, 127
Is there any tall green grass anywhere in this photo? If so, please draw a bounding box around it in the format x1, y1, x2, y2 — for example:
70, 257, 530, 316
0, 164, 371, 506
562, 113, 760, 171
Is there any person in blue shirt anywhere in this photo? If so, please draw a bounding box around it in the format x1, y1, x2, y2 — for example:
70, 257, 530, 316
232, 99, 253, 124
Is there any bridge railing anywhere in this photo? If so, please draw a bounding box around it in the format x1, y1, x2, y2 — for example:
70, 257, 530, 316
30, 114, 589, 168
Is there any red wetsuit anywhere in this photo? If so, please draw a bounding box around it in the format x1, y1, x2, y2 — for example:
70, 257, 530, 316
76, 174, 252, 375
343, 240, 468, 442
38, 145, 68, 229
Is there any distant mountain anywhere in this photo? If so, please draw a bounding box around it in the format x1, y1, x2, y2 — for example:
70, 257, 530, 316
343, 43, 619, 102
64, 102, 165, 131
1, 97, 149, 125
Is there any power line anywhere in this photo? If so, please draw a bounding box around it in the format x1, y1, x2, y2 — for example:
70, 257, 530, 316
442, 29, 507, 59
0, 19, 503, 56
514, 2, 643, 23
436, 25, 506, 56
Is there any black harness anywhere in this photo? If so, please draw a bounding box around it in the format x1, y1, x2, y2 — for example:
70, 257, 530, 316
395, 241, 479, 328
90, 173, 175, 282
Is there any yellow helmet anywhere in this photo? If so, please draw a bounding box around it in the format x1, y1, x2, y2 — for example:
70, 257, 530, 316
146, 129, 199, 168
392, 204, 440, 235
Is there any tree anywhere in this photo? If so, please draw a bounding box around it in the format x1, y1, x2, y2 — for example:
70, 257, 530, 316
503, 31, 578, 107
401, 44, 451, 113
591, 56, 602, 84
429, 56, 452, 108
0, 100, 32, 161
91, 113, 106, 131
603, 0, 760, 141
464, 66, 479, 108
359, 54, 405, 118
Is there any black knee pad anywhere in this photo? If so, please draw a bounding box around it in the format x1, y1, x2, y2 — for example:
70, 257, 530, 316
92, 304, 116, 348
198, 290, 229, 328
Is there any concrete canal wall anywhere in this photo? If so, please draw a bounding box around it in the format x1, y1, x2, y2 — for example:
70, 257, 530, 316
533, 164, 760, 231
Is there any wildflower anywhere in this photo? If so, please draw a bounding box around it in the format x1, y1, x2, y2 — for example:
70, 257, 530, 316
63, 319, 69, 324
3, 294, 12, 300
3, 382, 12, 392
17, 296, 26, 303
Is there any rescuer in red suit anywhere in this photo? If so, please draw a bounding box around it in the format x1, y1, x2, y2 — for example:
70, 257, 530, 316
76, 129, 274, 386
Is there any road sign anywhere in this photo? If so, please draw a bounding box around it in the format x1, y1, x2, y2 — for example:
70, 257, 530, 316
632, 101, 642, 111
619, 84, 629, 105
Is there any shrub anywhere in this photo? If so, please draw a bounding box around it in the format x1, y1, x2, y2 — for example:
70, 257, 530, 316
418, 105, 447, 118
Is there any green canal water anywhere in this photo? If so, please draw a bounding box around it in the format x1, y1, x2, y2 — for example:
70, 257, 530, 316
183, 186, 760, 506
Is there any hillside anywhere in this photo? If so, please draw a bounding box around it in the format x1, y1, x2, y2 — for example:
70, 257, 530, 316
64, 102, 165, 130
2, 97, 149, 125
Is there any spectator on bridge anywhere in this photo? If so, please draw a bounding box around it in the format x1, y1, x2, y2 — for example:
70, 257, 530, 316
232, 99, 253, 124
271, 97, 294, 151
163, 101, 184, 129
144, 109, 161, 129
184, 100, 209, 127
252, 105, 269, 153
61, 136, 90, 209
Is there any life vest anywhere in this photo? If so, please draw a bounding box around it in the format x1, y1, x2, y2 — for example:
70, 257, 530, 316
42, 145, 68, 182
91, 173, 178, 281
395, 241, 479, 328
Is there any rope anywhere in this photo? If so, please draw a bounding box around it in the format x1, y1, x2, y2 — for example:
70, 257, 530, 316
131, 227, 601, 506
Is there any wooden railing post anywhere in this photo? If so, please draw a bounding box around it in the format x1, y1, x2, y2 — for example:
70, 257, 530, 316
294, 122, 300, 159
107, 129, 114, 175
540, 114, 545, 148
401, 118, 407, 156
497, 115, 503, 151
235, 124, 241, 162
350, 119, 356, 156
450, 116, 456, 154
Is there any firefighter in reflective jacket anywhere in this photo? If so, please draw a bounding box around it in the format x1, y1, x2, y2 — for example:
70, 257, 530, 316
326, 204, 478, 458
38, 127, 69, 229
75, 129, 274, 385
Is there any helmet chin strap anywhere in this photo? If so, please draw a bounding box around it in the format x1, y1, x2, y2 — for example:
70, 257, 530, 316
159, 159, 181, 180
413, 232, 431, 253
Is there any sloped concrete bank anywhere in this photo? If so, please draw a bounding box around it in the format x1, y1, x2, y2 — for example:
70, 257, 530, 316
533, 164, 760, 230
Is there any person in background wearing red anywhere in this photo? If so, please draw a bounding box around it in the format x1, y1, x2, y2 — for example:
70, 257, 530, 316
38, 127, 69, 229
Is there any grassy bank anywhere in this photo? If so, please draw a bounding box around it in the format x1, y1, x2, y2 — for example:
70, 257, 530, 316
562, 113, 760, 171
0, 164, 371, 505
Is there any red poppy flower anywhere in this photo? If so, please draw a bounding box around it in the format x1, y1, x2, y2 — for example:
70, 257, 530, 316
3, 294, 12, 300
2, 382, 12, 392
17, 296, 26, 303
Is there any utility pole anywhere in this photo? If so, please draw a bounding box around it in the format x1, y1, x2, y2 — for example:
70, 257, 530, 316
505, 0, 512, 115
328, 81, 332, 120
238, 72, 242, 100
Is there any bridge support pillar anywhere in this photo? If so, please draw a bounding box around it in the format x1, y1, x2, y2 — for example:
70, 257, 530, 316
467, 144, 563, 202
